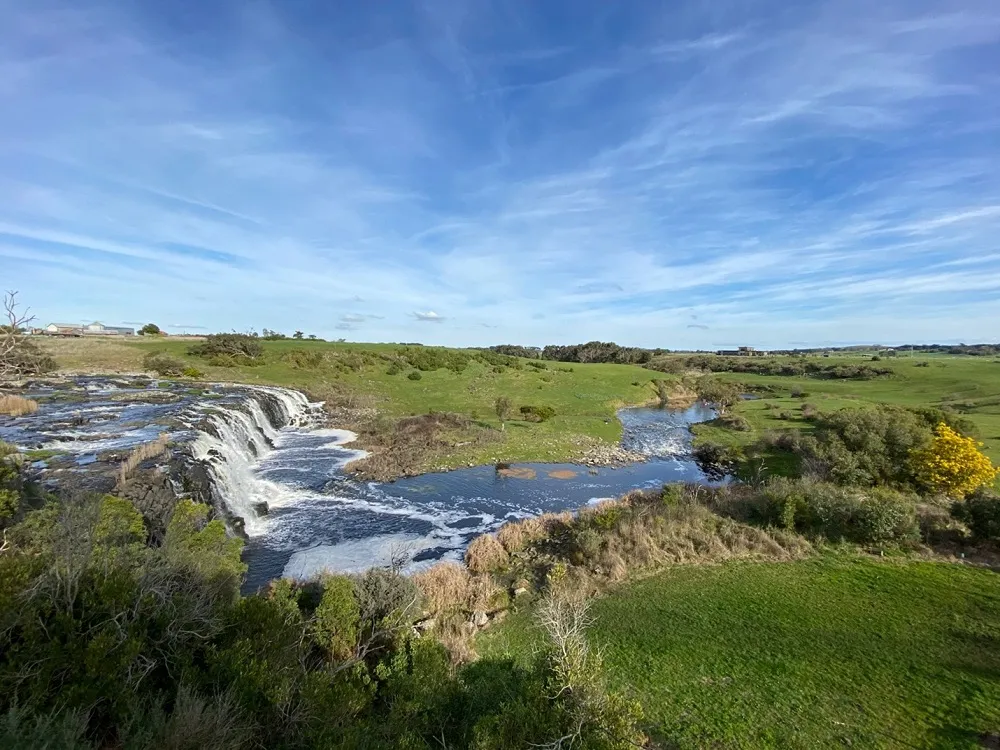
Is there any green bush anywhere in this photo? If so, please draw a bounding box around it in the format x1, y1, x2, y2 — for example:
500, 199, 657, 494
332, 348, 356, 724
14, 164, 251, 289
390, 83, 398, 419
757, 479, 918, 544
717, 413, 751, 431
0, 489, 18, 524
397, 346, 471, 373
280, 348, 324, 370
407, 371, 423, 381
952, 490, 1000, 541
181, 366, 204, 379
143, 352, 187, 377
519, 405, 556, 422
795, 406, 976, 489
189, 334, 265, 364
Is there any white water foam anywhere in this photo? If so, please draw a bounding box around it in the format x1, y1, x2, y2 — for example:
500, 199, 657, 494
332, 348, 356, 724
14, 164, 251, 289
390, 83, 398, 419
283, 533, 464, 579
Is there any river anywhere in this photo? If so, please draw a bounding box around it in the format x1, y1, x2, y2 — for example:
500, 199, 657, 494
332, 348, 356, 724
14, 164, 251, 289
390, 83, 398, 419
0, 378, 714, 590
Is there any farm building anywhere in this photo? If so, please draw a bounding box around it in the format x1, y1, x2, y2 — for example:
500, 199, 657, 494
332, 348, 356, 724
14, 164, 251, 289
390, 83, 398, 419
44, 322, 135, 337
716, 346, 766, 357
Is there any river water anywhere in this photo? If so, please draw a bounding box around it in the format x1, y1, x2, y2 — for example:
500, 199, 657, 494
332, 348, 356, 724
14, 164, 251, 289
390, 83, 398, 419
0, 378, 714, 591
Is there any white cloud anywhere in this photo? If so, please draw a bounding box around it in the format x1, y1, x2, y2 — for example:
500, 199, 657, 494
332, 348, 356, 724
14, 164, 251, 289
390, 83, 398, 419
412, 311, 446, 323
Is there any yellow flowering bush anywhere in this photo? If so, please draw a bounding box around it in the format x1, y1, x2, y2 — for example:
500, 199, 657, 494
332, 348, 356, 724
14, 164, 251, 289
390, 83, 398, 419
910, 423, 999, 497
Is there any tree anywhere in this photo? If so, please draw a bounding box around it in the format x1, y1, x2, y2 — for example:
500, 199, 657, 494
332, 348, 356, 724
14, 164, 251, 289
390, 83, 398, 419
696, 377, 743, 415
139, 323, 162, 336
293, 331, 304, 340
0, 291, 56, 380
910, 423, 999, 498
494, 396, 512, 431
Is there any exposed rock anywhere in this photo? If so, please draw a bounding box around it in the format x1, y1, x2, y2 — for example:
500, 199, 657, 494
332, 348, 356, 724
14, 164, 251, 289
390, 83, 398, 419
513, 587, 529, 597
577, 444, 647, 467
472, 610, 489, 628
415, 618, 436, 631
253, 501, 269, 517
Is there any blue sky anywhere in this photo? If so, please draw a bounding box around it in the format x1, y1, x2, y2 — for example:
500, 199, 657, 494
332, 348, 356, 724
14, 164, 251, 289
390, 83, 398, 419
2, 0, 999, 348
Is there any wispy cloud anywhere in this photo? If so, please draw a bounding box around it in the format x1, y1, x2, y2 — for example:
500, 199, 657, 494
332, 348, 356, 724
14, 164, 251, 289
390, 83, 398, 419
1, 0, 999, 348
412, 311, 446, 323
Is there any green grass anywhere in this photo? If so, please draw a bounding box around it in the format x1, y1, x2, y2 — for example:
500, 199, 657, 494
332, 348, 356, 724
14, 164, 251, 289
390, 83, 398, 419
479, 556, 1000, 749
688, 355, 1000, 463
40, 339, 1000, 471
40, 337, 667, 467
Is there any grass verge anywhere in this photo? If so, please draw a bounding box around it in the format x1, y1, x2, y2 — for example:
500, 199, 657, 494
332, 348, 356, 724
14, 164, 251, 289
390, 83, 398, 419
479, 555, 1000, 749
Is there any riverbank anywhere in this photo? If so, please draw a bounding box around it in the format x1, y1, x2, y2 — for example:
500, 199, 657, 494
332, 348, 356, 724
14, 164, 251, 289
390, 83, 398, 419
35, 337, 674, 479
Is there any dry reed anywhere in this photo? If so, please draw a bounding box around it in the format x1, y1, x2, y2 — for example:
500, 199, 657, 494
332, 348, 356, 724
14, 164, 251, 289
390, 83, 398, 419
0, 394, 39, 417
116, 434, 170, 489
464, 533, 509, 574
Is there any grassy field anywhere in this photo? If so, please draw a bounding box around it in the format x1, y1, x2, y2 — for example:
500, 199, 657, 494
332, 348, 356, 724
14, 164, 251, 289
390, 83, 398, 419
479, 556, 1000, 749
688, 354, 1000, 463
35, 338, 1000, 469
36, 337, 666, 467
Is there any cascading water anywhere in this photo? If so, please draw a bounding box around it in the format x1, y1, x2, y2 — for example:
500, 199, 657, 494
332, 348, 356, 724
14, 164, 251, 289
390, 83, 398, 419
188, 386, 327, 536
2, 377, 718, 591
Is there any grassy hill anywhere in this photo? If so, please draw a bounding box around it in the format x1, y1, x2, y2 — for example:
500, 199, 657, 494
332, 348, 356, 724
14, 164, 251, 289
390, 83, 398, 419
479, 555, 1000, 749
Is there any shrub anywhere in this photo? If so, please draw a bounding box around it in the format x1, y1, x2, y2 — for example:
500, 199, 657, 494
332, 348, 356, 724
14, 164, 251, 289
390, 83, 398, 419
0, 489, 19, 523
717, 413, 751, 431
139, 323, 161, 336
189, 334, 265, 364
407, 371, 422, 381
696, 377, 743, 414
910, 423, 998, 498
519, 405, 556, 422
181, 366, 204, 379
143, 352, 187, 377
802, 406, 937, 488
281, 348, 324, 370
952, 490, 1000, 542
758, 479, 919, 544
312, 575, 360, 660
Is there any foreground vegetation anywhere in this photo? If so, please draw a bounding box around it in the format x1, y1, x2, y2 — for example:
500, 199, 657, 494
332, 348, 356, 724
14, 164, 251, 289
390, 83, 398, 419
0, 440, 650, 749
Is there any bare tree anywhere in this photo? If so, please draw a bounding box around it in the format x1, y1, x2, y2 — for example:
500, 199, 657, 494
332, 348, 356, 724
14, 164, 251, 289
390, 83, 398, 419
533, 590, 646, 750
1, 291, 55, 380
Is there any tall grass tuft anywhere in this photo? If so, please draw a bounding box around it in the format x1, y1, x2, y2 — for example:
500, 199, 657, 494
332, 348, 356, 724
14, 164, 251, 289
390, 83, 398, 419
116, 434, 170, 489
0, 395, 39, 417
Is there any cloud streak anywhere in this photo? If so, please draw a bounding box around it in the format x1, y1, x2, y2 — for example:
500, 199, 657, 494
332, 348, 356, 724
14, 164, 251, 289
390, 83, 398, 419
1, 0, 999, 348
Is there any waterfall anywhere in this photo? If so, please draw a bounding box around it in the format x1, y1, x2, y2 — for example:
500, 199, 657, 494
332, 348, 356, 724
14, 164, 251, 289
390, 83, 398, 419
189, 385, 321, 536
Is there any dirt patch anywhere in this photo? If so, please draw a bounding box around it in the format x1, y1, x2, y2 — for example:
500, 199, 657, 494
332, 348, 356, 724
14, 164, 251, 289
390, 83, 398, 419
548, 469, 578, 480
498, 467, 537, 479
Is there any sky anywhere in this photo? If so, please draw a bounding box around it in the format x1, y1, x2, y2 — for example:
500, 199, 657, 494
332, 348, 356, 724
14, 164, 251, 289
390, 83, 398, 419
2, 0, 999, 349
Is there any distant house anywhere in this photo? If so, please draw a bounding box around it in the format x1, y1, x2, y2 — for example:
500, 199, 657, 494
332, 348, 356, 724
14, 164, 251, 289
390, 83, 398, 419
716, 346, 766, 357
44, 322, 135, 337
83, 322, 135, 336
45, 323, 84, 336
